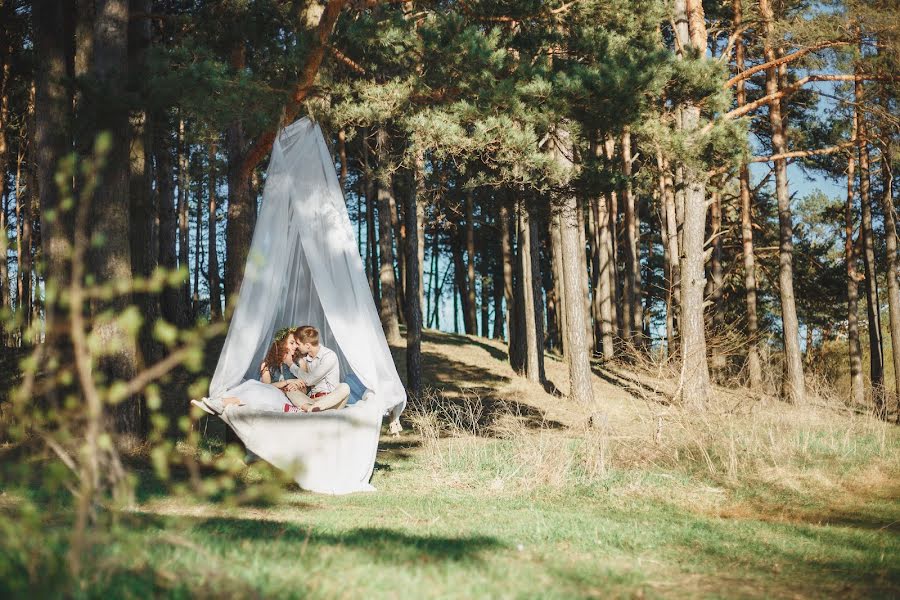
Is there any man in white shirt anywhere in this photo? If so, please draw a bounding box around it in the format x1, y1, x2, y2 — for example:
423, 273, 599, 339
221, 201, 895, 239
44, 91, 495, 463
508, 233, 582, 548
288, 325, 350, 412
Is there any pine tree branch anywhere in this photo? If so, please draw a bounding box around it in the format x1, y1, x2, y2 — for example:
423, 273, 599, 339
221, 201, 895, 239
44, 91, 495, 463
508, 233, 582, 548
749, 140, 858, 163
240, 0, 348, 175
723, 40, 850, 88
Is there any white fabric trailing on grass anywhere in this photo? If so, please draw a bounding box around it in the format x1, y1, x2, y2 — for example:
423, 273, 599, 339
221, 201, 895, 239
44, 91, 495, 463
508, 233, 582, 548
207, 118, 406, 495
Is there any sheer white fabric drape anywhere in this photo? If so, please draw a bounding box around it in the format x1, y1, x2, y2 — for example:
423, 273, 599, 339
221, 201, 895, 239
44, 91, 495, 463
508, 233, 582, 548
207, 118, 406, 494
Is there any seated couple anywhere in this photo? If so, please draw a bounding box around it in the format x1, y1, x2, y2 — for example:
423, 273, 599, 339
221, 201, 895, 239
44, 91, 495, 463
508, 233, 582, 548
193, 325, 350, 415
257, 325, 350, 413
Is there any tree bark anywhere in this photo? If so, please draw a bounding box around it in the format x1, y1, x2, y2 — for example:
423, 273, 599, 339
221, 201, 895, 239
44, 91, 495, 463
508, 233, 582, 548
0, 17, 9, 315
846, 141, 864, 406
593, 140, 615, 359
553, 128, 593, 402
733, 0, 762, 389
89, 0, 140, 434
622, 127, 643, 347
375, 127, 400, 343
128, 0, 159, 371
464, 189, 478, 335
404, 154, 424, 396
855, 79, 885, 413
759, 0, 804, 403
549, 209, 567, 355
577, 195, 594, 353
603, 135, 622, 340
208, 143, 222, 320
674, 0, 710, 405
177, 117, 192, 321
193, 168, 202, 313
656, 149, 679, 358
157, 125, 181, 325
879, 143, 900, 417
15, 144, 32, 332
33, 0, 72, 337
708, 187, 726, 379
518, 198, 544, 382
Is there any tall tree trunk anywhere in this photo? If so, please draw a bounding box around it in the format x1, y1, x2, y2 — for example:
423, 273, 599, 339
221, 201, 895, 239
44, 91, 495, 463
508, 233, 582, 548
157, 125, 181, 325
417, 186, 425, 317
674, 0, 710, 405
879, 143, 900, 417
708, 187, 725, 379
16, 144, 33, 332
391, 178, 405, 323
603, 135, 622, 340
404, 154, 424, 395
33, 0, 72, 343
89, 0, 140, 434
208, 143, 222, 320
501, 199, 521, 362
553, 130, 592, 402
0, 20, 9, 316
855, 80, 885, 413
362, 130, 379, 303
759, 0, 804, 403
656, 149, 679, 358
518, 198, 544, 382
223, 41, 255, 309
464, 189, 478, 335
128, 0, 159, 372
193, 171, 202, 313
622, 127, 643, 347
577, 195, 594, 353
845, 112, 865, 406
549, 210, 567, 355
177, 117, 191, 322
733, 0, 762, 388
593, 141, 615, 359
375, 127, 400, 343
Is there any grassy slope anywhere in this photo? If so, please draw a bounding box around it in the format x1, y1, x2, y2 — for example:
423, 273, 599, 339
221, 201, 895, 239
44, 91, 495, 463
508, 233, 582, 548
3, 329, 899, 599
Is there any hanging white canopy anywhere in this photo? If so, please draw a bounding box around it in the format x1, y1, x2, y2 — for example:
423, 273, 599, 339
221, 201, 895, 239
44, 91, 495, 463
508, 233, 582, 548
207, 117, 406, 495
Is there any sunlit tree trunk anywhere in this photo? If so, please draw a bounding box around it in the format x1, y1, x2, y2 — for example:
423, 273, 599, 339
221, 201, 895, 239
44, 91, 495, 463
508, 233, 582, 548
708, 187, 725, 380
464, 189, 477, 335
879, 143, 900, 417
845, 112, 865, 406
517, 198, 544, 382
375, 127, 400, 343
855, 78, 885, 413
404, 151, 424, 395
759, 0, 804, 403
673, 0, 710, 405
622, 127, 642, 347
177, 117, 192, 321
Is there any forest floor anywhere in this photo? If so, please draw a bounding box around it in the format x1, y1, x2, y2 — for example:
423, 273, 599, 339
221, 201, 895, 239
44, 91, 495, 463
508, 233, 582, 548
2, 328, 899, 598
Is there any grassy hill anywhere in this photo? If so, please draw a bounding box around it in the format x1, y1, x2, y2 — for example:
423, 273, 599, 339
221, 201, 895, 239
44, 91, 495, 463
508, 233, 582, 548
2, 328, 899, 598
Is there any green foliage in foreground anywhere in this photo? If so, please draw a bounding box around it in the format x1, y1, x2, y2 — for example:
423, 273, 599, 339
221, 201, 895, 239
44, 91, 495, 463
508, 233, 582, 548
2, 430, 898, 600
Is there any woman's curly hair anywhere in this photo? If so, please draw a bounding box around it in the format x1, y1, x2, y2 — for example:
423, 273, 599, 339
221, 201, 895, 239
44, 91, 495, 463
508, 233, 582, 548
262, 328, 296, 378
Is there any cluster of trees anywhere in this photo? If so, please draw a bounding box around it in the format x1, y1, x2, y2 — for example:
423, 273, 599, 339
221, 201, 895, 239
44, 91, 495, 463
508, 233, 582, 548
1, 0, 898, 433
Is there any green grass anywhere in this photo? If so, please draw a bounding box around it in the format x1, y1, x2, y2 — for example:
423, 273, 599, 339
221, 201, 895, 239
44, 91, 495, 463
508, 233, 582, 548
2, 433, 898, 600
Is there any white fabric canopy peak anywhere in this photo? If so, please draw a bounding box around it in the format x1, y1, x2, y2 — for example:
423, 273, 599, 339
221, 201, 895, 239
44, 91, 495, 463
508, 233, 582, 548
207, 117, 406, 494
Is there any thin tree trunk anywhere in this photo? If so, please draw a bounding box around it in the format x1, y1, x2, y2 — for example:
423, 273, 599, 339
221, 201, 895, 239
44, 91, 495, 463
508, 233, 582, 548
0, 21, 9, 315
855, 79, 885, 413
656, 149, 679, 358
593, 141, 615, 360
157, 125, 180, 325
375, 127, 400, 343
577, 195, 594, 353
417, 187, 425, 317
622, 127, 643, 346
337, 129, 348, 191
603, 135, 622, 340
501, 198, 521, 361
879, 143, 900, 417
674, 0, 710, 405
464, 189, 478, 335
392, 178, 405, 322
760, 0, 804, 403
208, 143, 222, 320
404, 154, 424, 395
193, 172, 202, 313
709, 187, 726, 379
223, 42, 254, 309
733, 0, 762, 388
177, 116, 191, 322
16, 145, 32, 332
550, 210, 566, 355
363, 130, 379, 303
845, 112, 865, 406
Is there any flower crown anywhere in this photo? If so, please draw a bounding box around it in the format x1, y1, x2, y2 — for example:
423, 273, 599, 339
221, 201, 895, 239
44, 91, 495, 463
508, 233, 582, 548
274, 327, 295, 343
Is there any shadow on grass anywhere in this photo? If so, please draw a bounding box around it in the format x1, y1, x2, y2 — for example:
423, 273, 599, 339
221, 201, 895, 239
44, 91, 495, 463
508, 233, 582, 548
422, 328, 510, 363
193, 517, 504, 563
591, 363, 672, 406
